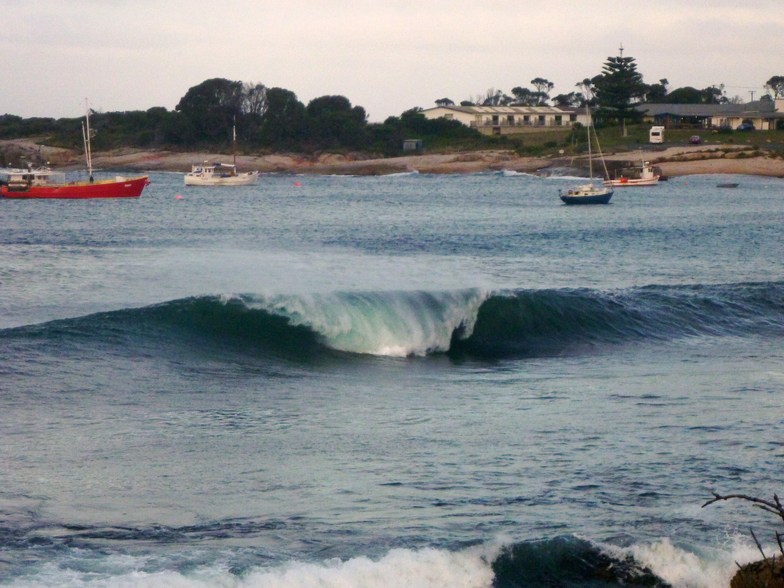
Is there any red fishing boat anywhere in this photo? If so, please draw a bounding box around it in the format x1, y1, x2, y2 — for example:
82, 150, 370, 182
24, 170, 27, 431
1, 172, 150, 199
0, 101, 150, 199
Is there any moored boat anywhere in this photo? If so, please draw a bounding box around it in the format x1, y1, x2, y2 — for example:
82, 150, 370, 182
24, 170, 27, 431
0, 102, 149, 199
1, 172, 150, 199
559, 114, 613, 205
184, 122, 259, 186
184, 162, 259, 186
559, 182, 614, 205
605, 155, 660, 187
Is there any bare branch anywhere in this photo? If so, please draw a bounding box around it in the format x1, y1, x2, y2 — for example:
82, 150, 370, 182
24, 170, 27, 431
750, 527, 769, 563
703, 492, 784, 523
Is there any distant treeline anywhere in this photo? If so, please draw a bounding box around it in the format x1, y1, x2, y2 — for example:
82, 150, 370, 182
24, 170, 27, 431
0, 78, 488, 156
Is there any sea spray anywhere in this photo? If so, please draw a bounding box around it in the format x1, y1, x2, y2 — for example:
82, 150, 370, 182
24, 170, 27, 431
627, 536, 766, 588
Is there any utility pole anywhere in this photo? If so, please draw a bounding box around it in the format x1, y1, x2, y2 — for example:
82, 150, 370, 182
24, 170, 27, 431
750, 90, 755, 103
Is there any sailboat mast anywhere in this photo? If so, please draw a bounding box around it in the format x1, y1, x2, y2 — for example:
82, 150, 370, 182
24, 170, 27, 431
587, 113, 594, 180
232, 117, 237, 168
83, 99, 93, 181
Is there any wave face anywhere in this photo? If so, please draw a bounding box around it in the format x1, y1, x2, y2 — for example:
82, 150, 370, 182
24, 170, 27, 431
3, 281, 783, 360
492, 537, 670, 587
452, 280, 784, 358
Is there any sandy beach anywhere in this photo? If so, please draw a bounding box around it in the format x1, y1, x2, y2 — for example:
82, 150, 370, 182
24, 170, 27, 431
2, 138, 783, 178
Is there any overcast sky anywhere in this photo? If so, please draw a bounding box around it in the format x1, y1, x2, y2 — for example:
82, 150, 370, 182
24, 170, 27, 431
4, 0, 783, 122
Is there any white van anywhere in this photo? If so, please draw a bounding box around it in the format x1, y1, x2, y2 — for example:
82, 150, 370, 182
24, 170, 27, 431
649, 126, 665, 144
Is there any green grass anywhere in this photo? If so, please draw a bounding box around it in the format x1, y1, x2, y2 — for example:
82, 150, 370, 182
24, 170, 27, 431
559, 124, 784, 157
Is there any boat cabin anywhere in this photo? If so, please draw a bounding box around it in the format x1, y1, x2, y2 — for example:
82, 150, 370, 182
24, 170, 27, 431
0, 167, 65, 190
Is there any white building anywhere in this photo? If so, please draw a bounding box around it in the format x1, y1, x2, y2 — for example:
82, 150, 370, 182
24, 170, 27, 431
420, 105, 591, 135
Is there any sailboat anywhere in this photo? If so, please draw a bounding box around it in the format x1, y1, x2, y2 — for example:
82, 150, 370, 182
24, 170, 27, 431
183, 121, 259, 186
559, 114, 614, 205
0, 102, 150, 199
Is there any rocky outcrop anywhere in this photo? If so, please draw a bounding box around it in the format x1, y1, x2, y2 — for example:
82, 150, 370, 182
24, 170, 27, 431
731, 557, 784, 588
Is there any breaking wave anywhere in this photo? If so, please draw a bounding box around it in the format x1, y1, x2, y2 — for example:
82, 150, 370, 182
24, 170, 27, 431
0, 530, 761, 587
2, 281, 783, 360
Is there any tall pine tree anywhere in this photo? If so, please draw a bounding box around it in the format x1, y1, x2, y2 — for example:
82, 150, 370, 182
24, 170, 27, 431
593, 48, 646, 136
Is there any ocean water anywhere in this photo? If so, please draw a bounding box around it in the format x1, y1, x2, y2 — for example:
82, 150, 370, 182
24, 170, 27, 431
1, 169, 783, 587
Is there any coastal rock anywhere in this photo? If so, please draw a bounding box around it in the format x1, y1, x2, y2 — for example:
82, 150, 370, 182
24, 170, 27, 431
731, 557, 784, 588
0, 138, 75, 167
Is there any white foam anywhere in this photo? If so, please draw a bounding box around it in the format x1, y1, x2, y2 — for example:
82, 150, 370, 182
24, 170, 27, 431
499, 170, 538, 178
617, 535, 768, 588
250, 289, 489, 357
7, 546, 496, 588
243, 546, 495, 588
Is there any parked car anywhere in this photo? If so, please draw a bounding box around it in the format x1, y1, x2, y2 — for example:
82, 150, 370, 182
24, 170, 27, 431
736, 122, 755, 131
689, 135, 701, 144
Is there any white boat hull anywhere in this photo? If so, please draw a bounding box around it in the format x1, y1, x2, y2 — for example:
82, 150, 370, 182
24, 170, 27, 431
604, 163, 660, 187
184, 171, 259, 186
605, 176, 659, 187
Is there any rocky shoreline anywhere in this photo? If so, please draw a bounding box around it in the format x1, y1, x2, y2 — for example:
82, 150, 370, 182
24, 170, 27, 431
2, 138, 784, 178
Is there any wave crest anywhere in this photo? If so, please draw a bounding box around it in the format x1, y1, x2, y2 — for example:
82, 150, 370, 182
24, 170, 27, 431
3, 281, 783, 360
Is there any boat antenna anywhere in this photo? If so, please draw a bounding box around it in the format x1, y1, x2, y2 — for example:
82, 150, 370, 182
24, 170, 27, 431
232, 116, 237, 168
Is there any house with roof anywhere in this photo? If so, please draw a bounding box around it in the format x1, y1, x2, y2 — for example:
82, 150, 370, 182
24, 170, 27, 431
636, 99, 784, 130
420, 105, 591, 135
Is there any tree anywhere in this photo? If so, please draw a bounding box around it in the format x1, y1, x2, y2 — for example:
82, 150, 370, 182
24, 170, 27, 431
175, 78, 244, 143
552, 92, 584, 107
664, 86, 704, 104
765, 76, 784, 99
575, 78, 596, 105
305, 95, 368, 150
481, 88, 512, 106
644, 78, 669, 102
511, 86, 547, 106
242, 82, 268, 117
664, 86, 725, 104
258, 87, 306, 148
511, 86, 534, 105
530, 77, 554, 101
702, 85, 725, 104
593, 53, 647, 134
435, 98, 454, 107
